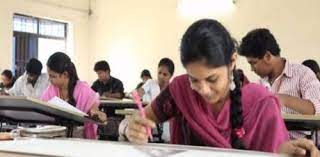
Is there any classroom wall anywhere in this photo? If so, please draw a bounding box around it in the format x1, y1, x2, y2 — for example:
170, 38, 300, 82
1, 0, 320, 92
0, 0, 91, 81
88, 0, 181, 91
88, 0, 320, 91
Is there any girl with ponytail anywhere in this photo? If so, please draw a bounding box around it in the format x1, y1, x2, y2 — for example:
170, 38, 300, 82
119, 19, 319, 156
41, 52, 106, 139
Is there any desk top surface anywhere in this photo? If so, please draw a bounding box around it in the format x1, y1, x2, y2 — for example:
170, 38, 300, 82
0, 96, 84, 117
100, 99, 136, 104
100, 99, 148, 108
0, 138, 282, 157
0, 96, 99, 125
283, 114, 320, 121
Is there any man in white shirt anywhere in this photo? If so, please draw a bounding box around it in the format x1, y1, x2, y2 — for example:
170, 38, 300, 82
8, 58, 49, 99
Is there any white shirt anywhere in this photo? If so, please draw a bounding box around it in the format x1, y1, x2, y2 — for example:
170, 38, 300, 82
142, 79, 160, 103
259, 79, 272, 91
8, 73, 50, 99
259, 60, 320, 140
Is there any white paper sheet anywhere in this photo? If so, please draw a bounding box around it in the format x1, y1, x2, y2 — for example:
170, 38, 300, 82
48, 97, 88, 116
0, 139, 282, 157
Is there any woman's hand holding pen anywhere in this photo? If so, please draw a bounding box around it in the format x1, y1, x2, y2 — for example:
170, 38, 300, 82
125, 113, 156, 144
89, 109, 107, 124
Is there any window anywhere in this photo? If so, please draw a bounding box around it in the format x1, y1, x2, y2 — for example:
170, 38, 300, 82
13, 14, 67, 76
13, 14, 37, 34
39, 19, 66, 38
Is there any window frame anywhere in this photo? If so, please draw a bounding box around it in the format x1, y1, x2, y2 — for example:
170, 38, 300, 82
13, 13, 67, 40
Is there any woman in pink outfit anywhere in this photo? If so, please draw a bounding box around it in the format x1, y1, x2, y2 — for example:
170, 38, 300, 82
41, 52, 106, 139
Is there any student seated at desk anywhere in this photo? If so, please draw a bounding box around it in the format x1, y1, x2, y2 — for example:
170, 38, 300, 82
136, 58, 175, 99
41, 52, 107, 139
7, 58, 49, 99
156, 58, 175, 143
0, 70, 15, 93
91, 61, 124, 99
302, 59, 320, 81
157, 58, 175, 91
119, 19, 319, 156
239, 28, 320, 140
140, 69, 160, 103
134, 59, 175, 99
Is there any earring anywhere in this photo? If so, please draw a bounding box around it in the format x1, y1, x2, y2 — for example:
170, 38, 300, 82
229, 74, 235, 91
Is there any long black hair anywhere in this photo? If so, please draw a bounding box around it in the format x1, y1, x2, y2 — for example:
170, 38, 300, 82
47, 52, 79, 106
180, 19, 246, 149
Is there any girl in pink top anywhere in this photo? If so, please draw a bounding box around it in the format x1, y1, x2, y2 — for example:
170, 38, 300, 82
41, 52, 106, 139
121, 19, 319, 156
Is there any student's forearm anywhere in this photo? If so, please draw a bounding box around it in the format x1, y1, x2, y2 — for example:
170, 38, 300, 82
287, 99, 315, 115
278, 94, 316, 115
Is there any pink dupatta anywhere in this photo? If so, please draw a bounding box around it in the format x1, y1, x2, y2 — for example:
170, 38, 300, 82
41, 81, 100, 139
168, 75, 289, 152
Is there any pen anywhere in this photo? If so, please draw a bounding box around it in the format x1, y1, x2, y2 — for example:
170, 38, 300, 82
132, 91, 153, 141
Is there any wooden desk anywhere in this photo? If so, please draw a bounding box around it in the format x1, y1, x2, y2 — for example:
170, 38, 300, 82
0, 138, 282, 157
283, 114, 320, 145
100, 99, 148, 109
0, 96, 102, 138
283, 114, 320, 121
115, 109, 137, 116
100, 96, 122, 100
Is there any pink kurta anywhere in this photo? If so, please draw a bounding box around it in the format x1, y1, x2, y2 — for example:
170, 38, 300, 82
41, 81, 100, 139
152, 74, 289, 152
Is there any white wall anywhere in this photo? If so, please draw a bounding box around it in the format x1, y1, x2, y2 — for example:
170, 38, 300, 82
89, 0, 182, 91
89, 0, 320, 91
226, 0, 320, 81
0, 0, 91, 81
